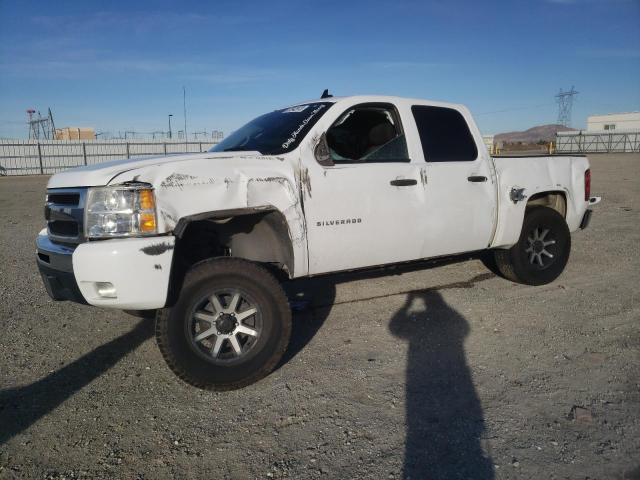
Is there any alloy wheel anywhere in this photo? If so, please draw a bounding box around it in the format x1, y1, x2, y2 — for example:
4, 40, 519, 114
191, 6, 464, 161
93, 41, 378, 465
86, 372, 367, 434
187, 288, 262, 364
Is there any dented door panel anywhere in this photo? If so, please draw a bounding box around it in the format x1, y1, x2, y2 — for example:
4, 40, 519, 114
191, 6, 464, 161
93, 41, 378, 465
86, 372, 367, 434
303, 163, 428, 274
491, 155, 590, 248
298, 98, 429, 275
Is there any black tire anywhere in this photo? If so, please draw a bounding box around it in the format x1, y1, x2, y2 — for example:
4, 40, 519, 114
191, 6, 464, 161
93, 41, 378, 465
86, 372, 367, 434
493, 206, 571, 286
155, 258, 291, 390
479, 251, 502, 277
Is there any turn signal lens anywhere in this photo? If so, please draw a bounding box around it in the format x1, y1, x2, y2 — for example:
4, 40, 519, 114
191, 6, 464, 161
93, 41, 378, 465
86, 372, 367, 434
139, 189, 155, 210
140, 212, 157, 233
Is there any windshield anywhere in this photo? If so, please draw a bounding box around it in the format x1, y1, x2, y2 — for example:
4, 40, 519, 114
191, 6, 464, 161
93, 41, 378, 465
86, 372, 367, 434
210, 102, 332, 155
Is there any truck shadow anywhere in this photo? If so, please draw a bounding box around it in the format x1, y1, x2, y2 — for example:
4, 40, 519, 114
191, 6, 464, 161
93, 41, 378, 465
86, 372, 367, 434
281, 276, 337, 366
283, 260, 495, 479
1, 254, 496, 479
281, 253, 494, 367
0, 318, 154, 446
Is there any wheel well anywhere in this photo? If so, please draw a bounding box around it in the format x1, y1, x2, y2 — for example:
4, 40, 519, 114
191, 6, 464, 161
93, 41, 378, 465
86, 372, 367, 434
526, 191, 566, 217
167, 210, 294, 306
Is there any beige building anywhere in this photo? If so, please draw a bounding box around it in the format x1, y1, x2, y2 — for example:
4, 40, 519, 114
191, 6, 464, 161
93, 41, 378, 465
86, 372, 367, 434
587, 112, 640, 132
55, 127, 96, 140
482, 135, 495, 154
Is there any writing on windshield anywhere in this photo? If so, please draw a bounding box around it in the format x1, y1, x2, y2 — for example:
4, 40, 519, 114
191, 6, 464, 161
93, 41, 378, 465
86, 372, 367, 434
210, 102, 332, 155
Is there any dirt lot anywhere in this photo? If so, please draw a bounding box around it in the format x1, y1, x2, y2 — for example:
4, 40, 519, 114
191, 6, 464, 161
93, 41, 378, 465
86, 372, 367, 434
0, 153, 638, 480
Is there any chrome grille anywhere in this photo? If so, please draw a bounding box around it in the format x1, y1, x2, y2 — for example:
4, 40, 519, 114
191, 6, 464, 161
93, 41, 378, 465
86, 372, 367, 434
45, 188, 87, 245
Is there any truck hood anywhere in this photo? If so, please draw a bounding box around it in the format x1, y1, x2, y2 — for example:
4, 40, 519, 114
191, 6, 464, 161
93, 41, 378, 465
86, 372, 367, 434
46, 151, 280, 188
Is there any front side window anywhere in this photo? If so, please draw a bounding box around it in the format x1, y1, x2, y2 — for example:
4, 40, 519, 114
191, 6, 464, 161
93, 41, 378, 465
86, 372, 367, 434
210, 102, 332, 155
326, 104, 409, 163
411, 105, 478, 162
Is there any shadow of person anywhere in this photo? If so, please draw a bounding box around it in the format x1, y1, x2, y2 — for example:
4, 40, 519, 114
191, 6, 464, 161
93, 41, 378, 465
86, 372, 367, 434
389, 288, 494, 480
0, 318, 154, 446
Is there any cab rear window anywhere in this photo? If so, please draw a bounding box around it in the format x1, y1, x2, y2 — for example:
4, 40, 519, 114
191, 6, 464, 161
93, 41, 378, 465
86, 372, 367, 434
411, 106, 478, 162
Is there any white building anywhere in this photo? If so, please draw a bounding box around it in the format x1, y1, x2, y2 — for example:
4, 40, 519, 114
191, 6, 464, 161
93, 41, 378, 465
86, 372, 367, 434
587, 112, 640, 132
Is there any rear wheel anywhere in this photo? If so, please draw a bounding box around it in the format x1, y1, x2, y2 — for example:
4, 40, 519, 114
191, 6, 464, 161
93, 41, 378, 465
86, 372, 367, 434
156, 258, 291, 390
493, 206, 571, 285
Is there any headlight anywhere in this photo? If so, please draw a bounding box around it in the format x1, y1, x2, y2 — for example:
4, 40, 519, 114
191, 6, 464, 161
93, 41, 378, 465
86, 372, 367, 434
85, 184, 157, 238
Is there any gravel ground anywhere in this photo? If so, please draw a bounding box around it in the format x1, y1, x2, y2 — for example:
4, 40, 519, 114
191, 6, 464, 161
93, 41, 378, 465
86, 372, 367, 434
0, 153, 638, 480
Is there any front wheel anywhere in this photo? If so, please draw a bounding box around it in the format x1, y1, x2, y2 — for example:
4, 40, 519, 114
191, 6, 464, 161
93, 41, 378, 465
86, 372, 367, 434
493, 206, 571, 286
155, 258, 291, 390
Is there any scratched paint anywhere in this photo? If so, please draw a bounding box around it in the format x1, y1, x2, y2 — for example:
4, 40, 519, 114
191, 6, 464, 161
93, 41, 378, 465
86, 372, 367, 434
247, 175, 306, 248
160, 173, 216, 190
419, 168, 428, 187
160, 209, 178, 226
299, 167, 312, 199
140, 242, 174, 256
103, 152, 310, 276
160, 173, 197, 189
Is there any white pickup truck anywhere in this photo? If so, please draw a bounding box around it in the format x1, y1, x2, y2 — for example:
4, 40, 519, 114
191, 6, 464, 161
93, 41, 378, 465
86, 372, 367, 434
37, 94, 599, 390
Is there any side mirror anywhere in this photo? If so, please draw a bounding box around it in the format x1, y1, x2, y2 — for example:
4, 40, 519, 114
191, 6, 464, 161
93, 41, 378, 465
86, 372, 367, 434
314, 133, 334, 166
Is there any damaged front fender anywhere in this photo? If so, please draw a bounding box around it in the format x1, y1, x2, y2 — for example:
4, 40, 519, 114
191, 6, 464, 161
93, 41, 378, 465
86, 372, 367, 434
107, 153, 308, 276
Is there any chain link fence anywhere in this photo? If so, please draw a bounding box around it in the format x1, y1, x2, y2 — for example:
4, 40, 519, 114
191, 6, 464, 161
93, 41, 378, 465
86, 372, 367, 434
555, 131, 640, 154
0, 139, 219, 176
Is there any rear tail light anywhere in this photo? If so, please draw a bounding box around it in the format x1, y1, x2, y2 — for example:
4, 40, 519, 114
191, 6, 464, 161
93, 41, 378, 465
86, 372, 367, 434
584, 169, 591, 201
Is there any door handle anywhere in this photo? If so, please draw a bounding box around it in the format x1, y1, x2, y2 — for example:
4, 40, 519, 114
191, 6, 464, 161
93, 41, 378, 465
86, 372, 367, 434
467, 176, 487, 183
390, 179, 417, 186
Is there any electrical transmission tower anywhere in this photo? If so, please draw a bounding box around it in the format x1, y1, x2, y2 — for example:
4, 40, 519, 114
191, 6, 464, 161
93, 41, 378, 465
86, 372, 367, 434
555, 86, 578, 127
27, 108, 57, 139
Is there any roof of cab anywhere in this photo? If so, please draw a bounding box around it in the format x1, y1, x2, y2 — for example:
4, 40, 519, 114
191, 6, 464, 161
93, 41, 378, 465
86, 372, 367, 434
287, 94, 466, 111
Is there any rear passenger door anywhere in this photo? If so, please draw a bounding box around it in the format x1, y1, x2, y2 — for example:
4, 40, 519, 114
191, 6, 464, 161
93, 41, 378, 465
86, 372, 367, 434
410, 105, 497, 258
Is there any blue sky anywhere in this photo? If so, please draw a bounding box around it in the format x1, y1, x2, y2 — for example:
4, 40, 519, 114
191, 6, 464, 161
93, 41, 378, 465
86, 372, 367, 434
1, 0, 639, 138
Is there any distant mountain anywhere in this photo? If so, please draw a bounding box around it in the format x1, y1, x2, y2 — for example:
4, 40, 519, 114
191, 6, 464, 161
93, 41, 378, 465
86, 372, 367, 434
495, 124, 577, 144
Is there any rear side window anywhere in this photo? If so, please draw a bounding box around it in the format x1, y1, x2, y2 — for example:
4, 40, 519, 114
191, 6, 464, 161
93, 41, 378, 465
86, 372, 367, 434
411, 106, 478, 162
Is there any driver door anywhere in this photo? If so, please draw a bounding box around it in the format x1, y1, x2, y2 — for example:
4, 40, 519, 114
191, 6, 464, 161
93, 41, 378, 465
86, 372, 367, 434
302, 103, 427, 275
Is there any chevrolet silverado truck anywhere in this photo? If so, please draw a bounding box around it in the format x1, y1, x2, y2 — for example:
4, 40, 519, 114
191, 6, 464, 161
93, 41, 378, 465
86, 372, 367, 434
36, 94, 600, 390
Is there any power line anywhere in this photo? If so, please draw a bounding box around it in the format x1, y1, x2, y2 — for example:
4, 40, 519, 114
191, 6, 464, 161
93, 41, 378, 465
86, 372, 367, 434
476, 102, 555, 116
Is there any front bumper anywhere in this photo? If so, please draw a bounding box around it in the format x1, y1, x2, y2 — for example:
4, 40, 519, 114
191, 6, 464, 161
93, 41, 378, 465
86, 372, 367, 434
36, 234, 87, 304
36, 231, 175, 310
